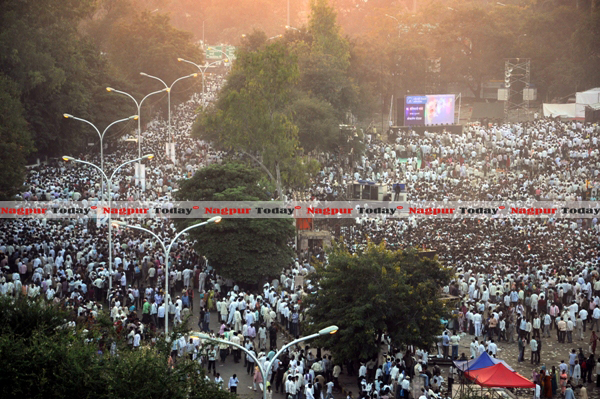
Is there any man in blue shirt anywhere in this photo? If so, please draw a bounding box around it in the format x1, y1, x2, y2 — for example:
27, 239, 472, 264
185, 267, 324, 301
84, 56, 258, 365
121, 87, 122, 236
228, 374, 239, 393
442, 331, 450, 359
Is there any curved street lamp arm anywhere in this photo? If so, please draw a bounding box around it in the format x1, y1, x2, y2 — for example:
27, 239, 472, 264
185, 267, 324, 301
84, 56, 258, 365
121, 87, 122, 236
116, 223, 168, 254
200, 335, 267, 384
170, 73, 198, 89
109, 156, 148, 182
67, 116, 102, 141
102, 116, 137, 138
108, 89, 139, 109
140, 88, 168, 107
178, 58, 202, 70
65, 158, 109, 182
140, 73, 168, 89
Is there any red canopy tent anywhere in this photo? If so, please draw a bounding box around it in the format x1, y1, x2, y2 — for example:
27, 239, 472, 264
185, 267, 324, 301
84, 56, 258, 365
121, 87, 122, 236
464, 363, 535, 388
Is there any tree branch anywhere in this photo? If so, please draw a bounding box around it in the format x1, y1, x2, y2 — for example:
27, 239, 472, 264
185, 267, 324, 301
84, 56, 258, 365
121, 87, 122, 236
240, 150, 276, 183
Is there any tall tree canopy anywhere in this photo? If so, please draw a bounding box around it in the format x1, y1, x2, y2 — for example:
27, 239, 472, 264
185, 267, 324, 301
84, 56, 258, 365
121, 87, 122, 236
0, 74, 34, 199
176, 162, 295, 285
303, 242, 452, 364
193, 42, 306, 198
0, 0, 205, 195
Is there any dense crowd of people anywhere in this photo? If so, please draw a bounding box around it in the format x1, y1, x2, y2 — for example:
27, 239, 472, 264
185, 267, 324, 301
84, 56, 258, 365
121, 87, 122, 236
3, 64, 600, 399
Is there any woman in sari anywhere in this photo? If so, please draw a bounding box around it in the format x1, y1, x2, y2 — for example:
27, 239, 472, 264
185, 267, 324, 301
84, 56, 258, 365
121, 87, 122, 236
206, 289, 214, 311
560, 369, 568, 395
551, 366, 558, 396
543, 370, 553, 398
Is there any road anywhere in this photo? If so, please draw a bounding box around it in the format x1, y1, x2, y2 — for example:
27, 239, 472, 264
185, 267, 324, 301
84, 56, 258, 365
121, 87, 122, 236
177, 292, 345, 399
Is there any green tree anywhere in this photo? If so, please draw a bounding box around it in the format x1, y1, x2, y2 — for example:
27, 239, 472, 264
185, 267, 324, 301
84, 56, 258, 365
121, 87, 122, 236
193, 42, 300, 198
303, 242, 452, 364
176, 163, 295, 285
0, 0, 112, 156
0, 74, 34, 199
298, 0, 360, 118
104, 11, 204, 105
434, 5, 512, 99
0, 297, 234, 399
290, 92, 339, 153
569, 8, 600, 96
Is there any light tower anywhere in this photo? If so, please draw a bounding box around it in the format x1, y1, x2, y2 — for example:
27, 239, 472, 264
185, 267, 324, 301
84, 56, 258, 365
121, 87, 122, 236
502, 58, 532, 122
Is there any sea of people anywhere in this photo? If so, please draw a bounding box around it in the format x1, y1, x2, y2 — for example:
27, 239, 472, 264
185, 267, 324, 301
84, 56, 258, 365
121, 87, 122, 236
2, 66, 600, 399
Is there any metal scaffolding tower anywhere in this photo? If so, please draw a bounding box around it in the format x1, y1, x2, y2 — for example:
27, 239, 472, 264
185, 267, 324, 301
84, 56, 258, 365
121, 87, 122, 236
503, 58, 531, 122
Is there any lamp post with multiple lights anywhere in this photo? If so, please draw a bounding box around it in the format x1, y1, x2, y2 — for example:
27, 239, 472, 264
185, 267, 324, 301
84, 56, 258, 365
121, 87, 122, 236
113, 216, 222, 335
105, 87, 167, 159
195, 325, 338, 399
63, 114, 138, 172
62, 154, 154, 294
176, 59, 222, 96
139, 72, 198, 162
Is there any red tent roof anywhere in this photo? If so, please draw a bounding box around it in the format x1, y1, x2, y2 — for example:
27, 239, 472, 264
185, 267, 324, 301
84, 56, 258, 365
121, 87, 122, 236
464, 363, 535, 388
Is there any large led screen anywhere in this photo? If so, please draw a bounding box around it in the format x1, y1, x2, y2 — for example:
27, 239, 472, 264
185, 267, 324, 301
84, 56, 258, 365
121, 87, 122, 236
404, 94, 456, 126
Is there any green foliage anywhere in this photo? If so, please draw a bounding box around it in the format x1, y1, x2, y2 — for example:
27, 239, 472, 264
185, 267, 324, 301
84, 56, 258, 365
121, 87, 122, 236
303, 242, 452, 364
0, 297, 235, 399
0, 0, 203, 161
0, 0, 111, 156
104, 10, 204, 103
0, 74, 34, 199
239, 29, 269, 52
193, 42, 302, 196
290, 92, 339, 153
298, 0, 360, 118
176, 163, 295, 285
434, 6, 512, 99
565, 7, 600, 98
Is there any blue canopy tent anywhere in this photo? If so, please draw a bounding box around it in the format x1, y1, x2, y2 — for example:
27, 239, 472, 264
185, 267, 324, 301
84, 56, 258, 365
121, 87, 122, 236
454, 351, 514, 372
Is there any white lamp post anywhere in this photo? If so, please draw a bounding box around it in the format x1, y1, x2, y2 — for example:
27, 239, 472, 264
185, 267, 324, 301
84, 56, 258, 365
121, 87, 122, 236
139, 72, 198, 162
63, 114, 138, 172
176, 58, 222, 96
113, 216, 222, 335
62, 154, 154, 295
105, 87, 168, 159
196, 325, 338, 399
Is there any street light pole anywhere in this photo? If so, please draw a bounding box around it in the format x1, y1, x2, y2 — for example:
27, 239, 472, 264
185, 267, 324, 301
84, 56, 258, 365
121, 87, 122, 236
105, 87, 168, 159
63, 114, 138, 172
196, 325, 338, 399
62, 154, 154, 296
139, 72, 198, 162
206, 47, 231, 69
177, 59, 222, 96
114, 216, 222, 335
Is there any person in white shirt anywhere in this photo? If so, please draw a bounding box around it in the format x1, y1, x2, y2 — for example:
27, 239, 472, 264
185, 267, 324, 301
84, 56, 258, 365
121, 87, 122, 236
579, 308, 589, 331
470, 339, 478, 359
325, 380, 334, 399
592, 307, 600, 332
487, 340, 498, 357
473, 312, 482, 337
133, 330, 141, 349
214, 373, 224, 389
286, 375, 297, 398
